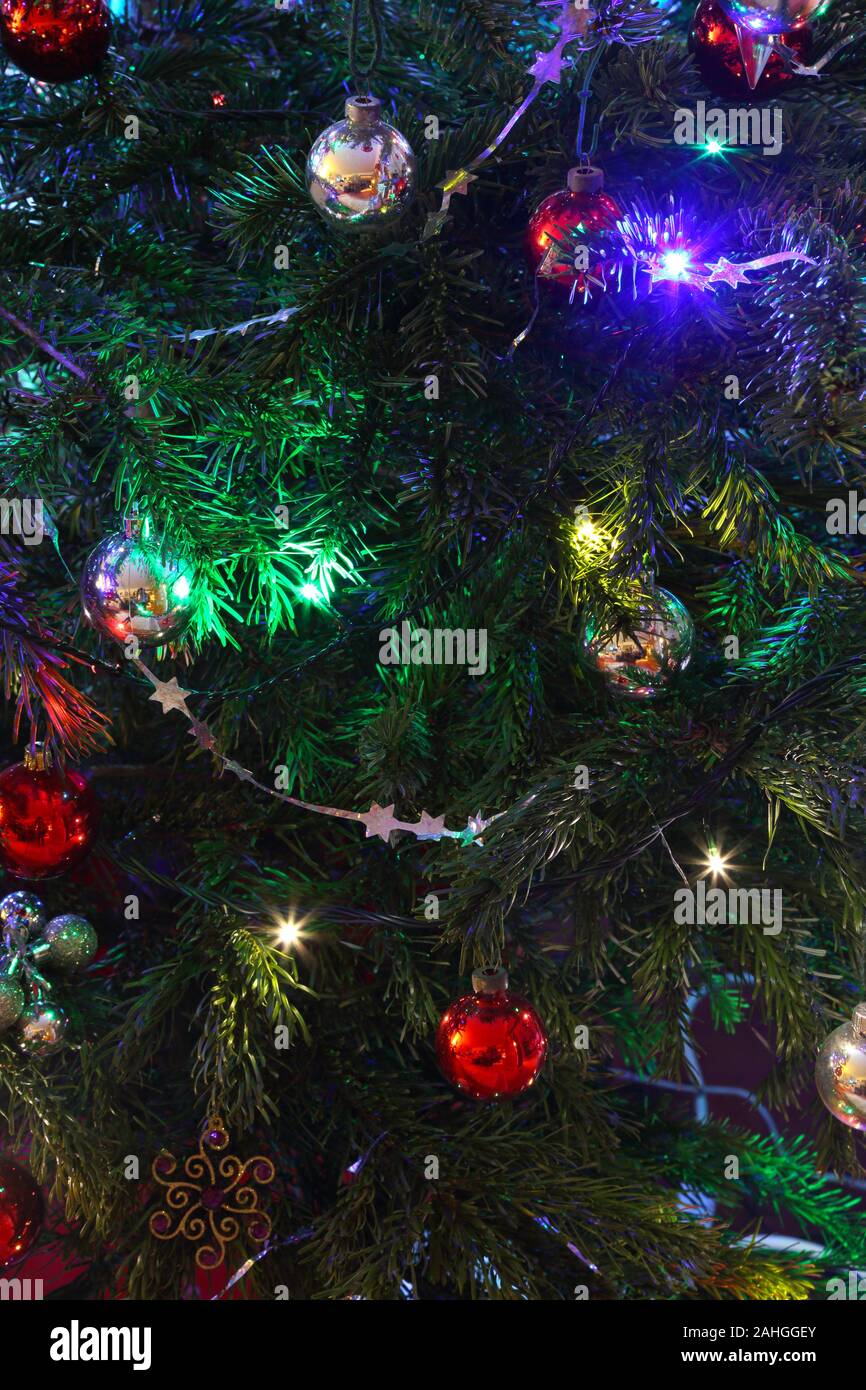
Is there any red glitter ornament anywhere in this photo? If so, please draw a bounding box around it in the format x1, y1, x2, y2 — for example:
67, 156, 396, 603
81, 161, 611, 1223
527, 164, 623, 305
0, 0, 111, 84
0, 746, 99, 880
436, 966, 548, 1102
0, 1157, 43, 1269
689, 0, 813, 100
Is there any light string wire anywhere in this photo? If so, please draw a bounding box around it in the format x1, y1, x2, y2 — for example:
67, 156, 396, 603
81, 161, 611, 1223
211, 973, 863, 1300
616, 974, 866, 1274
1, 0, 862, 1303
427, 0, 839, 243
426, 0, 600, 237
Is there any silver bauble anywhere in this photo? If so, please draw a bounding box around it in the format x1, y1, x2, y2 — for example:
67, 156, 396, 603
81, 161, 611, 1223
18, 998, 68, 1055
41, 914, 98, 971
718, 0, 823, 35
81, 516, 195, 647
816, 1003, 866, 1131
0, 976, 25, 1033
306, 95, 416, 230
0, 891, 46, 945
579, 586, 694, 700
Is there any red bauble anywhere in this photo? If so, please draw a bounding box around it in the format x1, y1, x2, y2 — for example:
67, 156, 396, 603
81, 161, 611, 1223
0, 0, 111, 84
0, 1157, 43, 1268
527, 164, 622, 305
436, 967, 548, 1101
0, 748, 99, 879
689, 0, 813, 100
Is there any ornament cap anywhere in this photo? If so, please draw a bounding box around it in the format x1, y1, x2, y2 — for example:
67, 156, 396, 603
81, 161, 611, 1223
345, 94, 382, 127
566, 164, 604, 194
852, 1003, 866, 1036
23, 744, 51, 772
472, 965, 509, 995
124, 514, 145, 540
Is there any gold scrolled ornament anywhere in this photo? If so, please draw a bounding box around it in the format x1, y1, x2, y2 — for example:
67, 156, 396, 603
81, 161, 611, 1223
149, 1116, 275, 1268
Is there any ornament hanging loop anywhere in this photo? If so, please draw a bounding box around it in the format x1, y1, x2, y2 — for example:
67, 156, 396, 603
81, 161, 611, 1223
348, 0, 385, 91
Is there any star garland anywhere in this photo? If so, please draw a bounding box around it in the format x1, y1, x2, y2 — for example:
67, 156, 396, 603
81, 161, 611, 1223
135, 660, 495, 846
669, 250, 818, 293
424, 0, 658, 240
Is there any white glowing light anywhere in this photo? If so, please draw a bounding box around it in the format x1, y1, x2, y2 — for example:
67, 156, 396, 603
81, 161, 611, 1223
277, 918, 301, 947
662, 249, 691, 279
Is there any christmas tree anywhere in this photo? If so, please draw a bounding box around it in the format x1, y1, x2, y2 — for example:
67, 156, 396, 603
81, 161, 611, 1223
1, 0, 865, 1307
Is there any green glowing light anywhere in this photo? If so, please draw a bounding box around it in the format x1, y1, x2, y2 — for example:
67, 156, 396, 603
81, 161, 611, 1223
706, 139, 723, 155
299, 582, 324, 604
172, 575, 191, 600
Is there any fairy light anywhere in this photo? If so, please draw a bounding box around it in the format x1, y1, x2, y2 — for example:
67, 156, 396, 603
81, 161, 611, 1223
298, 554, 343, 607
705, 846, 728, 877
661, 249, 691, 280
617, 199, 816, 293
572, 507, 610, 556
276, 917, 302, 948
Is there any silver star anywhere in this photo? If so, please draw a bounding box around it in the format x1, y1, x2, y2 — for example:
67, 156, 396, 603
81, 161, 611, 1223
148, 675, 192, 715
529, 45, 566, 85
538, 243, 566, 278
189, 719, 217, 752
437, 169, 477, 197
423, 210, 449, 240
222, 758, 255, 785
412, 811, 447, 841
704, 257, 752, 289
464, 811, 492, 845
360, 802, 399, 844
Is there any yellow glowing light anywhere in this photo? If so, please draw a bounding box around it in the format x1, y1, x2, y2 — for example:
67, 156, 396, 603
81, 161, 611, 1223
277, 918, 302, 948
706, 849, 727, 876
573, 510, 609, 555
